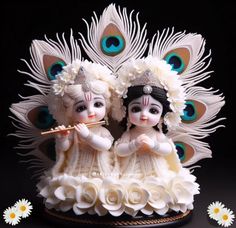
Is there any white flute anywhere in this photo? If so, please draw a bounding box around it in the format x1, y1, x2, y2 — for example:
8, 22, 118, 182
41, 120, 106, 135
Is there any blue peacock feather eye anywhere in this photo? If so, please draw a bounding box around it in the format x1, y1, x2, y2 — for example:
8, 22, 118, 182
47, 61, 65, 80
101, 35, 125, 55
181, 101, 197, 122
34, 106, 55, 129
165, 52, 185, 73
175, 142, 186, 162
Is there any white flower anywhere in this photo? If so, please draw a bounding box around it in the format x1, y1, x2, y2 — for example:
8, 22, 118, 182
124, 181, 150, 217
38, 174, 80, 211
142, 177, 171, 215
74, 178, 102, 215
217, 208, 235, 227
14, 199, 33, 218
168, 169, 200, 213
207, 201, 225, 221
3, 207, 21, 226
99, 178, 125, 216
164, 112, 181, 129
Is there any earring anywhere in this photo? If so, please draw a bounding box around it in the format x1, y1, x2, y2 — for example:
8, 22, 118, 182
157, 118, 163, 132
104, 114, 109, 126
127, 118, 132, 131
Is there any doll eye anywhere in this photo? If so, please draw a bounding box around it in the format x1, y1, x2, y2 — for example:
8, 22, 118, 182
149, 108, 159, 114
131, 106, 141, 113
76, 105, 87, 113
94, 101, 104, 108
164, 53, 185, 73
47, 61, 65, 80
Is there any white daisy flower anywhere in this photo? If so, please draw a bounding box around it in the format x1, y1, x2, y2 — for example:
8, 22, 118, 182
14, 199, 33, 218
217, 208, 235, 227
207, 201, 225, 220
3, 206, 21, 226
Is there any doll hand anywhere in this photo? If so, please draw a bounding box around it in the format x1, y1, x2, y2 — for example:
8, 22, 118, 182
136, 134, 155, 149
74, 123, 90, 139
55, 125, 70, 139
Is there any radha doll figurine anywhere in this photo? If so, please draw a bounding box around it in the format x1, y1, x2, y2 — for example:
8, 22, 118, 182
113, 56, 200, 215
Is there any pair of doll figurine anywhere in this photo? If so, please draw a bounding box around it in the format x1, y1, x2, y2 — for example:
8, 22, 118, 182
10, 3, 225, 219
37, 56, 199, 217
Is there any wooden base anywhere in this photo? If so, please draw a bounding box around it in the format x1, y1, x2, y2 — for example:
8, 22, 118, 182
43, 208, 193, 227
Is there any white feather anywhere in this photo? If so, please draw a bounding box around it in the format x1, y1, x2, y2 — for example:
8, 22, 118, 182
9, 94, 56, 177
18, 31, 81, 93
148, 28, 212, 87
169, 133, 212, 166
176, 86, 225, 137
80, 4, 148, 73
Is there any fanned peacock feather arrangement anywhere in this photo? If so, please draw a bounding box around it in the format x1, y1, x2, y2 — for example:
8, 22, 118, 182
10, 4, 225, 178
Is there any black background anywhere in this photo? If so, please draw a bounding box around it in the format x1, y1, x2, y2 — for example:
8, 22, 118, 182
0, 0, 235, 227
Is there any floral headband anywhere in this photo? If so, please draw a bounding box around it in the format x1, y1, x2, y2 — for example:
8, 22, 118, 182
115, 55, 186, 129
52, 59, 115, 96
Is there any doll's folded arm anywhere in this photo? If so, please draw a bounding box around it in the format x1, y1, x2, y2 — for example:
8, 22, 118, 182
85, 132, 113, 151
151, 141, 172, 155
115, 139, 138, 157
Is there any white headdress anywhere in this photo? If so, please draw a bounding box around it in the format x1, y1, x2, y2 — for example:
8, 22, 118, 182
114, 55, 186, 130
52, 59, 116, 97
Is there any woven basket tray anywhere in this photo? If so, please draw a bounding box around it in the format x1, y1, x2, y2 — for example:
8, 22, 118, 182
44, 208, 192, 227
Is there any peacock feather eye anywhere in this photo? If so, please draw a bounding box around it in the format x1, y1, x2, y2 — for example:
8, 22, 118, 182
164, 48, 190, 74
47, 61, 65, 80
174, 141, 195, 164
181, 101, 197, 122
181, 100, 206, 123
39, 138, 56, 161
28, 106, 55, 130
43, 55, 66, 80
100, 23, 125, 56
165, 53, 185, 73
175, 142, 186, 162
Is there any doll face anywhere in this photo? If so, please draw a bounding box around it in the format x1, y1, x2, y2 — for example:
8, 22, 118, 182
72, 91, 106, 123
128, 95, 163, 127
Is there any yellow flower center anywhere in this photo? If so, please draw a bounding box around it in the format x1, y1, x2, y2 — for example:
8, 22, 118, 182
214, 208, 220, 214
223, 214, 228, 221
20, 205, 26, 211
10, 213, 16, 219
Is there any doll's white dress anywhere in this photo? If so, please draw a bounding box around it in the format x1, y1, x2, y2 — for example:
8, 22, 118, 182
52, 126, 114, 179
115, 127, 181, 180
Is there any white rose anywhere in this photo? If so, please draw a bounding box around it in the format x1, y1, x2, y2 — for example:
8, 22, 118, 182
124, 181, 150, 217
38, 174, 80, 211
73, 178, 102, 215
142, 177, 171, 215
99, 179, 125, 217
53, 175, 80, 211
168, 169, 200, 212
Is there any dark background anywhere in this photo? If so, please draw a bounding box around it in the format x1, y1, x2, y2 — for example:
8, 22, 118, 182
0, 0, 235, 227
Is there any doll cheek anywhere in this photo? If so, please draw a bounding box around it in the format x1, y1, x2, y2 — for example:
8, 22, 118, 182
74, 112, 88, 122
149, 115, 161, 125
95, 107, 106, 120
129, 112, 139, 123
